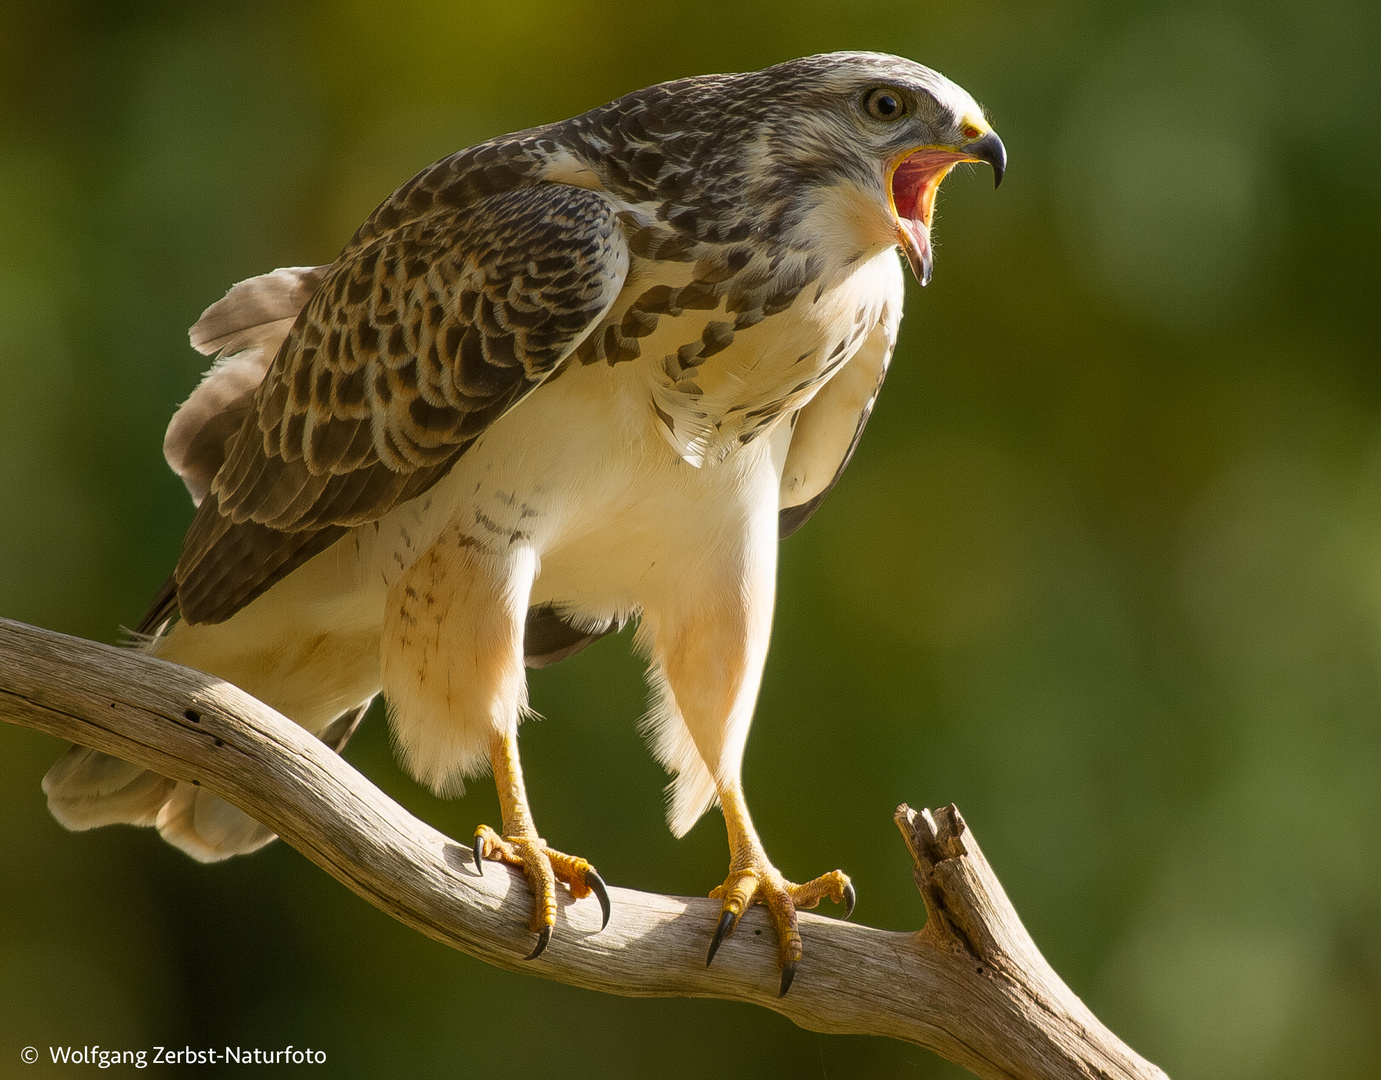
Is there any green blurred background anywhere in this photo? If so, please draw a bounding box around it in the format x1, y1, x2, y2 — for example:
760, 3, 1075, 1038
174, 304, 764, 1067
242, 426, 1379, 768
1, 1, 1378, 1077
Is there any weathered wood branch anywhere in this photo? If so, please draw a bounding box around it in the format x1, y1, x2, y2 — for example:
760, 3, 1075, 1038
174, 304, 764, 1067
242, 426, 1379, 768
0, 617, 1166, 1080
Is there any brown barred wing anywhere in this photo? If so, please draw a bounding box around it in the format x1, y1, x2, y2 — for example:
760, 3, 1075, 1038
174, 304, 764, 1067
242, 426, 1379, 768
175, 184, 629, 625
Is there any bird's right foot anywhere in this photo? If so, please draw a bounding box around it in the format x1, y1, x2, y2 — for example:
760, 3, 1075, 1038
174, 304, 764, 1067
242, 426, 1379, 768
706, 851, 853, 997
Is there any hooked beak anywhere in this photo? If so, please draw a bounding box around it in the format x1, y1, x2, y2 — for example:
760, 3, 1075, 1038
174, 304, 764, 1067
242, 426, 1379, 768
889, 129, 1006, 285
967, 131, 1006, 189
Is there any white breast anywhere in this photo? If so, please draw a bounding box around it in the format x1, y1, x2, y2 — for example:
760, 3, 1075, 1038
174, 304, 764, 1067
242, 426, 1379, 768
640, 246, 901, 467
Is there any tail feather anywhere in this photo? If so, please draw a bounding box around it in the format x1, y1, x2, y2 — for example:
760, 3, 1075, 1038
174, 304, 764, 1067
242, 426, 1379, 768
155, 783, 275, 863
42, 699, 375, 862
43, 746, 176, 830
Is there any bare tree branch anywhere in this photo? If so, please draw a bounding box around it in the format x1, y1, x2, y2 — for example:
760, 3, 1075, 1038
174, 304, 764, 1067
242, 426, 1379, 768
0, 616, 1166, 1080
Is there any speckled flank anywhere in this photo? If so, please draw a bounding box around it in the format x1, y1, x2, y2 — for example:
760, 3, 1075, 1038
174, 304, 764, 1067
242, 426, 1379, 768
381, 527, 534, 795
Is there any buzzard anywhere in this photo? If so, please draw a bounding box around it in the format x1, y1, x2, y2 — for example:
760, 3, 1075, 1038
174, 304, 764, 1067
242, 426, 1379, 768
45, 52, 1004, 995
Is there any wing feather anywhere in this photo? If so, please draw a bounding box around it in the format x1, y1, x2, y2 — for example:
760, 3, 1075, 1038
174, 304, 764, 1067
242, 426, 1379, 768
176, 183, 629, 625
778, 303, 899, 538
165, 266, 332, 504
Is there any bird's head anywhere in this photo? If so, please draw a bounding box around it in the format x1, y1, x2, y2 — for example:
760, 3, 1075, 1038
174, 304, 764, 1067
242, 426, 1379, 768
562, 52, 1003, 285
751, 52, 1005, 286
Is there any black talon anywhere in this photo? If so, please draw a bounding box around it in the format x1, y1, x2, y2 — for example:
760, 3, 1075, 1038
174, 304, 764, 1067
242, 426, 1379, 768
705, 909, 738, 967
584, 868, 612, 930
525, 925, 552, 961
842, 881, 856, 920
472, 836, 485, 876
778, 960, 798, 998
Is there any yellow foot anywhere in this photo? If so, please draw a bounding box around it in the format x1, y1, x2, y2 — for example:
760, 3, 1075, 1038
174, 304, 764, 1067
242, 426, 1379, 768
472, 825, 611, 959
707, 859, 854, 997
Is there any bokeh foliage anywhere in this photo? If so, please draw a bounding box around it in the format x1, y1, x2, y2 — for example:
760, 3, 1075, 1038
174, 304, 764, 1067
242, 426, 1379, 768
1, 1, 1378, 1077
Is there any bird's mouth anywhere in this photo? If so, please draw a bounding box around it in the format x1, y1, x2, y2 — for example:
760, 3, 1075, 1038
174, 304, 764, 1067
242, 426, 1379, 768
889, 131, 1006, 286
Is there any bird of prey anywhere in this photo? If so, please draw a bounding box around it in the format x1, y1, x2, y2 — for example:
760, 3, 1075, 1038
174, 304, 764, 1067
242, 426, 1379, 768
44, 52, 1004, 995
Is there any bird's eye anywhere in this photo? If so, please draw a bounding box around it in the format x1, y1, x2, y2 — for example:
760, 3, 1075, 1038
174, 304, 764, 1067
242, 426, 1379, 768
863, 88, 907, 122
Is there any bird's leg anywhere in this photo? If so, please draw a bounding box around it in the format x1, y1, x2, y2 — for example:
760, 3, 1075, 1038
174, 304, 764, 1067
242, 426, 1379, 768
380, 527, 608, 954
472, 726, 610, 958
642, 488, 854, 996
707, 782, 854, 996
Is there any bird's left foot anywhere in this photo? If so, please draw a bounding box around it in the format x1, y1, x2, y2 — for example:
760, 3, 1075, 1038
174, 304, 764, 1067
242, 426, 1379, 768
472, 825, 611, 958
706, 853, 854, 997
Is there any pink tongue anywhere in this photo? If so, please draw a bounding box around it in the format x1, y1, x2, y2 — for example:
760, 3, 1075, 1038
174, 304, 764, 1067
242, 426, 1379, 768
897, 216, 932, 286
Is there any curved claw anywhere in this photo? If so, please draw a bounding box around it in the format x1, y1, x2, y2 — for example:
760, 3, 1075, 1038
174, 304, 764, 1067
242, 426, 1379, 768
842, 881, 856, 920
524, 925, 552, 961
705, 909, 738, 967
472, 835, 485, 876
778, 960, 798, 998
584, 868, 612, 930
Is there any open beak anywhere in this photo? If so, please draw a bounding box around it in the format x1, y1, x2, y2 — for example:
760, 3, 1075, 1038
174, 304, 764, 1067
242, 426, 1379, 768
889, 130, 1006, 286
